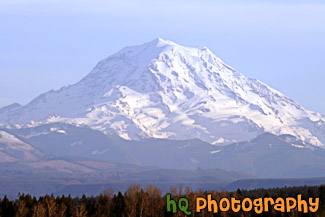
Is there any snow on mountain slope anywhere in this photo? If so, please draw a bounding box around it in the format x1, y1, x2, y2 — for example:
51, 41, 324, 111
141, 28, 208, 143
1, 38, 324, 146
0, 130, 48, 162
6, 123, 138, 165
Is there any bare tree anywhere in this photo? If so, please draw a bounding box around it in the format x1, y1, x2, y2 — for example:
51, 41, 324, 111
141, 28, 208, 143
32, 203, 46, 217
16, 200, 27, 217
75, 203, 87, 217
44, 196, 57, 217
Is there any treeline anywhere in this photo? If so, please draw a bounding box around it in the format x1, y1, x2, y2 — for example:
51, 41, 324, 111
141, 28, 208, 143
0, 184, 324, 217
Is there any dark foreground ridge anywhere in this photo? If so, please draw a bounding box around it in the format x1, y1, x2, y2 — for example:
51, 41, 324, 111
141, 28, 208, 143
0, 184, 324, 217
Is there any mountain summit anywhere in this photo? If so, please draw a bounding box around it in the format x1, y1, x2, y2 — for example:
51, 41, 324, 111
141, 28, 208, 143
1, 38, 325, 146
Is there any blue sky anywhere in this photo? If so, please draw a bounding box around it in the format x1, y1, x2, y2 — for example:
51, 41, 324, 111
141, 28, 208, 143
1, 0, 325, 113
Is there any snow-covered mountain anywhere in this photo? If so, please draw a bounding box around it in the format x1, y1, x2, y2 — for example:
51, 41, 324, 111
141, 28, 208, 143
1, 38, 325, 146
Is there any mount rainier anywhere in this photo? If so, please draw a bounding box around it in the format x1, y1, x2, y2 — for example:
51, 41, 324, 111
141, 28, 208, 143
1, 38, 325, 147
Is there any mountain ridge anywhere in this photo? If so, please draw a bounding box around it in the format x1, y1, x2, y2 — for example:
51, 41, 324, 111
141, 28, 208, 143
3, 122, 325, 178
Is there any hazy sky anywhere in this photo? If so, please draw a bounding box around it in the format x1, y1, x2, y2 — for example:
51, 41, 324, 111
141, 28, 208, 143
1, 0, 325, 113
